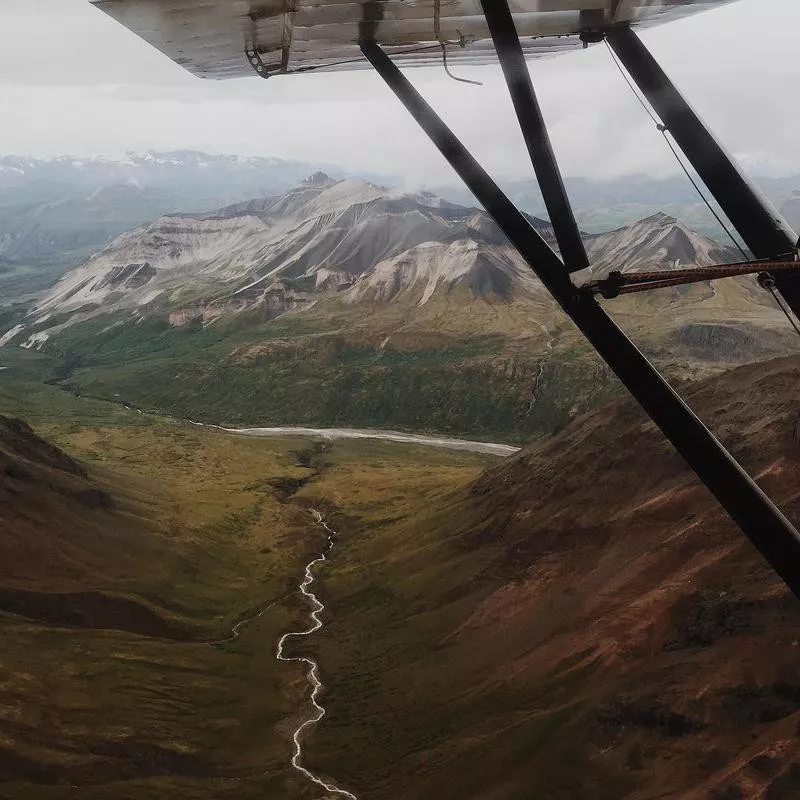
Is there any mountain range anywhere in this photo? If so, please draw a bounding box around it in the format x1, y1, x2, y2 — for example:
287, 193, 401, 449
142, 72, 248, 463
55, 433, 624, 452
2, 172, 797, 441
3, 151, 800, 304
6, 174, 758, 340
0, 152, 346, 301
21, 172, 548, 331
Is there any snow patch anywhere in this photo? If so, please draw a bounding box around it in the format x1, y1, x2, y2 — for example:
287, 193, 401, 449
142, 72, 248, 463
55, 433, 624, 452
22, 331, 50, 350
0, 325, 24, 347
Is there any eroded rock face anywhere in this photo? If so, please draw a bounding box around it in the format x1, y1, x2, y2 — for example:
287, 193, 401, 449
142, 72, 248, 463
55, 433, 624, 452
344, 239, 536, 306
585, 212, 738, 276
95, 262, 156, 291
9, 179, 743, 349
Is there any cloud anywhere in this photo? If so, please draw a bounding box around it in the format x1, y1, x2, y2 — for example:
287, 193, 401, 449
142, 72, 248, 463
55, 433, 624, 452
0, 0, 798, 187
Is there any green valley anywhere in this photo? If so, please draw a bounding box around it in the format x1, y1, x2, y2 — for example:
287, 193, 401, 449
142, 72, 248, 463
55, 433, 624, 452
0, 380, 496, 799
3, 170, 800, 800
5, 347, 800, 799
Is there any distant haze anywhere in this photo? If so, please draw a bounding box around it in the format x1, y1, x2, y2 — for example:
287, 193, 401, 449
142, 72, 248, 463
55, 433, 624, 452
0, 0, 798, 190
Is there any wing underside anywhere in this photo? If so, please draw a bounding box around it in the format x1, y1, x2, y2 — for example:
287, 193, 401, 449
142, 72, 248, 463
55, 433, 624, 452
89, 0, 739, 80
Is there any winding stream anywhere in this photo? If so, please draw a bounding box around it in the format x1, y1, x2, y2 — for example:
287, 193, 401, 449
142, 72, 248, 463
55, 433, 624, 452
187, 416, 511, 792
276, 510, 358, 799
207, 598, 284, 646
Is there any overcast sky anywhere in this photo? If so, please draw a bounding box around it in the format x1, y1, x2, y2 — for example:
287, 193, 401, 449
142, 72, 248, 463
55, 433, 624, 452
0, 0, 797, 188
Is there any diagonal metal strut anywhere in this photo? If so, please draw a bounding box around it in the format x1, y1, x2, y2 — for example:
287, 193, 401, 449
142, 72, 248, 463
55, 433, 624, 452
359, 39, 800, 600
606, 25, 800, 320
479, 0, 588, 272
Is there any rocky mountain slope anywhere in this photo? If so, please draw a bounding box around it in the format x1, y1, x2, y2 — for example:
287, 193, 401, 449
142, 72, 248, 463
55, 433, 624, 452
311, 354, 800, 800
18, 174, 548, 334
584, 211, 737, 276
8, 177, 749, 343
0, 152, 338, 302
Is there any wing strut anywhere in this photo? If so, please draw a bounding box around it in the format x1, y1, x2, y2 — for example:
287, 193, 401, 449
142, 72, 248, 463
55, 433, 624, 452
479, 0, 588, 272
606, 25, 800, 318
360, 28, 800, 600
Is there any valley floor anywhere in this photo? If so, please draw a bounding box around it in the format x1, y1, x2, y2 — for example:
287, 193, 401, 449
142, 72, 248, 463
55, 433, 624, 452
0, 386, 494, 800
3, 355, 800, 799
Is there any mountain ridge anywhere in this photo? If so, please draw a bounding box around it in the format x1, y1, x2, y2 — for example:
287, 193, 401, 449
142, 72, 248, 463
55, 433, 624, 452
6, 178, 745, 347
0, 152, 360, 302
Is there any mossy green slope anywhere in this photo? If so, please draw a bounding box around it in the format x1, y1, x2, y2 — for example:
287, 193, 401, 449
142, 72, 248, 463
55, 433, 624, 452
0, 381, 496, 799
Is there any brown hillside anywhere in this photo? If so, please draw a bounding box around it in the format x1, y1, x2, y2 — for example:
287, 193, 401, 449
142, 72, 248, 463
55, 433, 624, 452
2, 414, 125, 587
0, 416, 196, 638
310, 355, 800, 800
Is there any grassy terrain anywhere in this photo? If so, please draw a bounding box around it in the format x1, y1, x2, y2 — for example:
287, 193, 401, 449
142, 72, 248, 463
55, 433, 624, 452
8, 272, 796, 445
5, 289, 616, 442
0, 417, 316, 798
0, 380, 495, 799
6, 341, 800, 799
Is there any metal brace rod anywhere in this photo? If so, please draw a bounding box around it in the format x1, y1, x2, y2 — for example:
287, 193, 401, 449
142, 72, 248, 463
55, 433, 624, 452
592, 260, 800, 298
245, 47, 275, 78
360, 39, 800, 599
606, 25, 800, 319
479, 0, 588, 272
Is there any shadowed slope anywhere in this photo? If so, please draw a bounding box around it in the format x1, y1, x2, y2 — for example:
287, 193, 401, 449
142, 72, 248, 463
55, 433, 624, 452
307, 355, 800, 800
1, 415, 137, 587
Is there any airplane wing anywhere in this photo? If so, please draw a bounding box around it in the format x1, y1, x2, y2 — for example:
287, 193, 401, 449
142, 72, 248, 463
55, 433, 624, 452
89, 1, 740, 80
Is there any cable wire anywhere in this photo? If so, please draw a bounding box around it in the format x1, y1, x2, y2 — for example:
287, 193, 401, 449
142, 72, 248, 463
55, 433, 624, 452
438, 39, 482, 85
766, 280, 800, 338
604, 41, 800, 338
659, 131, 749, 261
604, 41, 749, 261
434, 0, 482, 85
